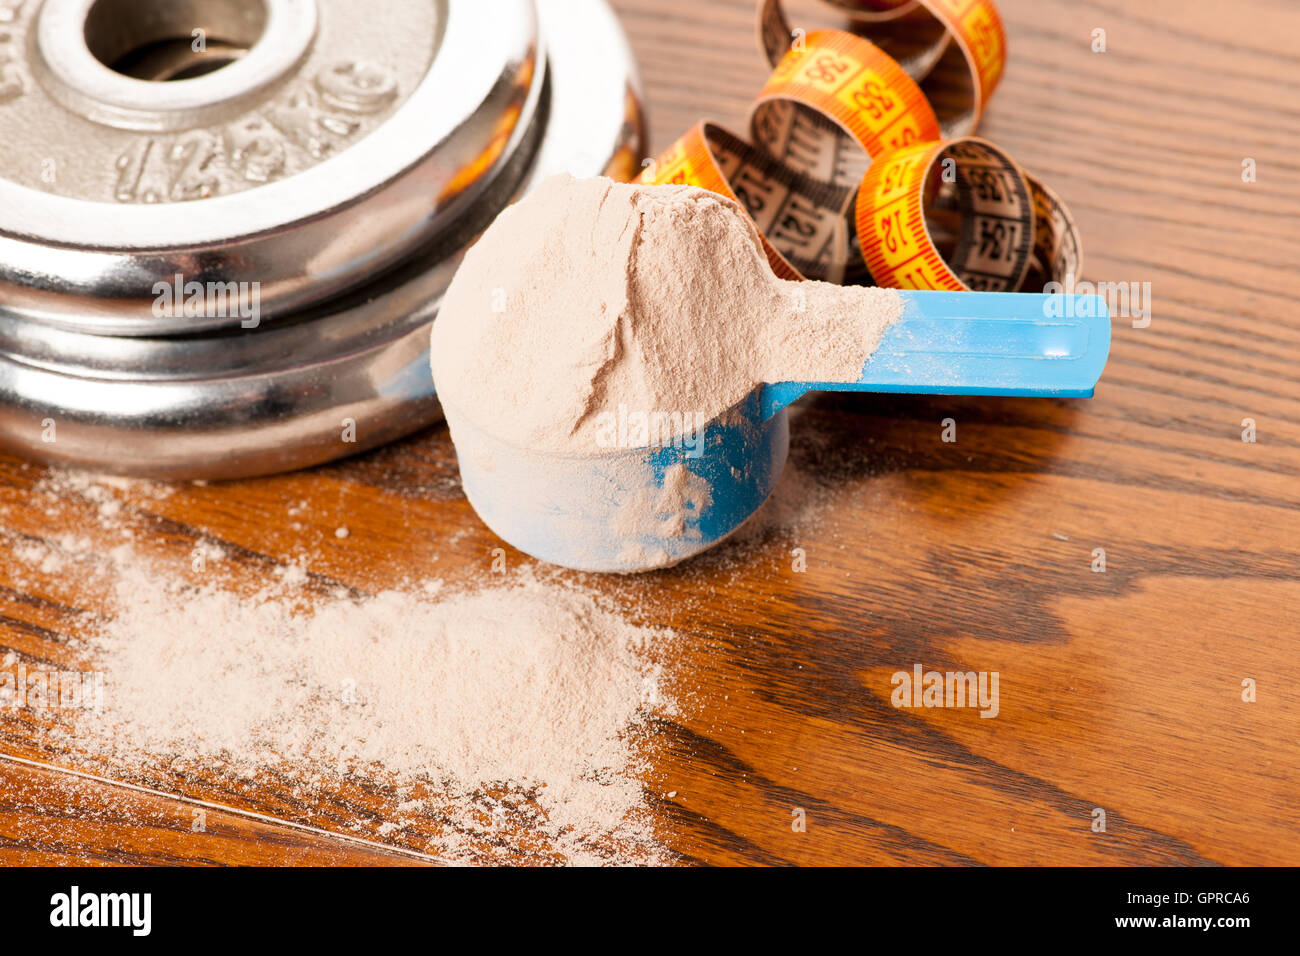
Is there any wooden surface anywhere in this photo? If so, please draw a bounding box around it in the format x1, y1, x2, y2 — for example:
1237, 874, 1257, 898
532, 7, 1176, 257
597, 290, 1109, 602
2, 0, 1298, 865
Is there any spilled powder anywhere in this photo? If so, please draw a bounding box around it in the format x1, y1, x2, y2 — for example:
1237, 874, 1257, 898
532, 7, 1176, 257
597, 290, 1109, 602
64, 561, 677, 864
2, 471, 682, 864
431, 174, 902, 453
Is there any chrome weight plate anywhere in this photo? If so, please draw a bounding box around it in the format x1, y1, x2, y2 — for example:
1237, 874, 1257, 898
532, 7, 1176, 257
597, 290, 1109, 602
0, 0, 645, 477
0, 0, 541, 334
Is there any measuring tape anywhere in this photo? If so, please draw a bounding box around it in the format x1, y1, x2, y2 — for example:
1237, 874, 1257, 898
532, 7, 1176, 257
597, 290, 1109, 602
638, 0, 1081, 294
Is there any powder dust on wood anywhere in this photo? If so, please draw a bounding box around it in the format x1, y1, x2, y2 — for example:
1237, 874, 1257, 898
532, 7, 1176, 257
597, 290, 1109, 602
0, 470, 684, 865
60, 560, 678, 865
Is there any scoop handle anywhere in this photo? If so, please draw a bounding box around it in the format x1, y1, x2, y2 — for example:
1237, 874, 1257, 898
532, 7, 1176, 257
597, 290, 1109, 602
761, 290, 1111, 418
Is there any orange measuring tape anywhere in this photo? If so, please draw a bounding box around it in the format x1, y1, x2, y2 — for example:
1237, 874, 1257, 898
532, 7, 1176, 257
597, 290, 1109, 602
638, 0, 1081, 294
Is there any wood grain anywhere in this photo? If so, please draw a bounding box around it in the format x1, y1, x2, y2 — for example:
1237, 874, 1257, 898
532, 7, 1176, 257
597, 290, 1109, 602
0, 757, 427, 866
1, 0, 1297, 865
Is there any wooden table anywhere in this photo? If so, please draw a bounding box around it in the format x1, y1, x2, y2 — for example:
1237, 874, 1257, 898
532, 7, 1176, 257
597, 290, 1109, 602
2, 0, 1297, 866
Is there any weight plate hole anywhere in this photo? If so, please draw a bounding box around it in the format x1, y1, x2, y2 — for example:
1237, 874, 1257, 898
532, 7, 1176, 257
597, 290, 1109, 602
84, 0, 269, 82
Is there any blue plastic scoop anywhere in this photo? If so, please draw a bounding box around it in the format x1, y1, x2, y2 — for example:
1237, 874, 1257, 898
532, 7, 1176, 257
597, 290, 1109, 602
446, 291, 1110, 573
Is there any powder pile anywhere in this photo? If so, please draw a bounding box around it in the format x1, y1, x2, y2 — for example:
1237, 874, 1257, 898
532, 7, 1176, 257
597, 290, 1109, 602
51, 552, 678, 865
0, 468, 688, 864
431, 174, 902, 453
